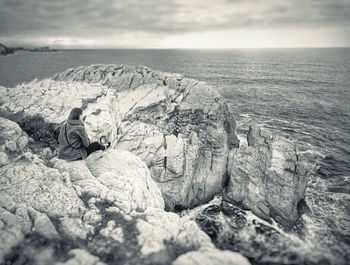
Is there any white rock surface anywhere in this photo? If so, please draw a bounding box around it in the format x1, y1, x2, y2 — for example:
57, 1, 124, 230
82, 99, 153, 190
0, 62, 255, 264
134, 207, 212, 256
28, 207, 60, 239
54, 65, 239, 210
71, 149, 165, 213
0, 116, 249, 264
0, 159, 85, 218
0, 64, 240, 210
172, 249, 251, 265
0, 116, 29, 155
0, 152, 9, 167
224, 125, 308, 228
0, 80, 118, 144
0, 206, 31, 264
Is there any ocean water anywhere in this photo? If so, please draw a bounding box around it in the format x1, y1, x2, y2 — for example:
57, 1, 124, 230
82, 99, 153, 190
0, 48, 349, 264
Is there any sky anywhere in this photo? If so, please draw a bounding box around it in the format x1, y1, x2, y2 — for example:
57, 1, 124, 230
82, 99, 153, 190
0, 0, 349, 48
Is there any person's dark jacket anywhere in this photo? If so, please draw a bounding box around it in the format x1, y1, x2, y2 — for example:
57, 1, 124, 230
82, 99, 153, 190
57, 119, 90, 161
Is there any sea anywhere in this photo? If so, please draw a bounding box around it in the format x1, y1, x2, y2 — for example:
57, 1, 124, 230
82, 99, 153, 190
0, 48, 349, 265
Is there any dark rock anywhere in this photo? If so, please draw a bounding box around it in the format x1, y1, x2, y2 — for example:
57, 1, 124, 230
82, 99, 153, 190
196, 213, 221, 240
29, 46, 58, 52
0, 43, 14, 55
194, 202, 306, 265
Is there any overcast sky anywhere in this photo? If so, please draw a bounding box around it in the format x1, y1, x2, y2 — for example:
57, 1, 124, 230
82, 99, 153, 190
0, 0, 349, 48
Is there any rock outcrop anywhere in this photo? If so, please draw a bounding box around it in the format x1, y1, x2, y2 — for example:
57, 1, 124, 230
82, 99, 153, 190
54, 65, 240, 210
0, 63, 311, 264
193, 200, 331, 265
0, 44, 56, 54
0, 79, 116, 145
0, 64, 239, 210
224, 125, 308, 228
29, 46, 57, 52
53, 149, 165, 214
0, 116, 249, 265
0, 43, 14, 55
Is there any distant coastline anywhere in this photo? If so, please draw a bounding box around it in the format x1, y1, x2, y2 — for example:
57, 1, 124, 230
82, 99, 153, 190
0, 43, 58, 55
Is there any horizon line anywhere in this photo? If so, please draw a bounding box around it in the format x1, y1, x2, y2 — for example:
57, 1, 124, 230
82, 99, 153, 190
35, 46, 350, 50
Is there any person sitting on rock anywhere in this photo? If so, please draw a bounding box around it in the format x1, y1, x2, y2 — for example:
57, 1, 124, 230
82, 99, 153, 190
57, 107, 110, 161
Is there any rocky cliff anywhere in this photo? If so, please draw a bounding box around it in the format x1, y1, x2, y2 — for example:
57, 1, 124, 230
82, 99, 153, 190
0, 116, 249, 265
53, 65, 241, 210
1, 64, 239, 211
224, 125, 309, 228
0, 64, 311, 264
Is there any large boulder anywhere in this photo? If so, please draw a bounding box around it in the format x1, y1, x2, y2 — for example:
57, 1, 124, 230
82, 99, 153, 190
224, 125, 308, 228
0, 64, 239, 210
53, 149, 165, 214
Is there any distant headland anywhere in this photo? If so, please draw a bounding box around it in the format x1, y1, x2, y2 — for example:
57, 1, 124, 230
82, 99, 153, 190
0, 43, 58, 55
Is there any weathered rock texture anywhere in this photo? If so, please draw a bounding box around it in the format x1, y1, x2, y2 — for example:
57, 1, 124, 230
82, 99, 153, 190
0, 64, 239, 210
0, 64, 310, 265
0, 116, 29, 166
0, 79, 118, 148
224, 125, 308, 228
54, 65, 240, 210
194, 200, 330, 265
0, 116, 249, 265
53, 149, 165, 214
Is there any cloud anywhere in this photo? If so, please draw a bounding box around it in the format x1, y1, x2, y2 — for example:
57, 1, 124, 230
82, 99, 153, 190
159, 27, 349, 48
0, 0, 349, 47
0, 0, 179, 36
169, 0, 350, 30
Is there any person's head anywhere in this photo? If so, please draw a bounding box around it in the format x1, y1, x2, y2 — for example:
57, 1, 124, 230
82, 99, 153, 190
68, 107, 83, 120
